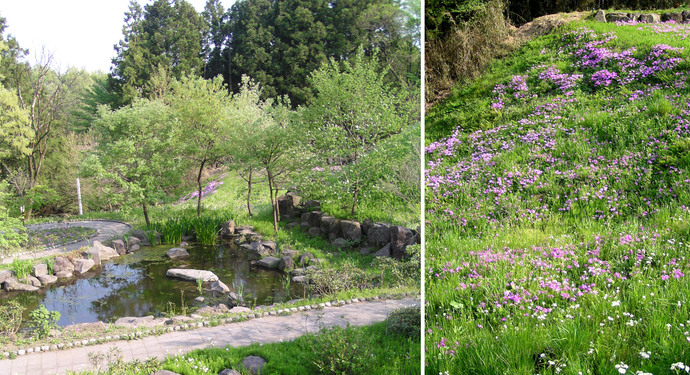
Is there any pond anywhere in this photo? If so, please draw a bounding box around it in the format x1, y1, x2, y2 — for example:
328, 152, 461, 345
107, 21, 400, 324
0, 242, 304, 326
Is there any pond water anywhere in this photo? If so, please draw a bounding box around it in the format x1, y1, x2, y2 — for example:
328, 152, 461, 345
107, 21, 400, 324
0, 242, 304, 326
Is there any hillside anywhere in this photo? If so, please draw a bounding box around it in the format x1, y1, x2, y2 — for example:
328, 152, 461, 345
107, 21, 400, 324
425, 16, 690, 374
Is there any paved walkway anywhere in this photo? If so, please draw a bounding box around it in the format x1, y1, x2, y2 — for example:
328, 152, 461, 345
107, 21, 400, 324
1, 296, 420, 375
2, 221, 132, 264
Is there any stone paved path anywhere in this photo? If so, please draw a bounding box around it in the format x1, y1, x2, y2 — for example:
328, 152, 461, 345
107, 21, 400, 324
2, 221, 132, 265
1, 296, 420, 375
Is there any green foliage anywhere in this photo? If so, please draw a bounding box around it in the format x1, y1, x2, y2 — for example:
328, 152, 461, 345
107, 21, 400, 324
29, 305, 60, 339
192, 217, 220, 245
386, 306, 420, 338
0, 181, 27, 254
0, 85, 32, 159
372, 244, 421, 288
309, 324, 376, 375
144, 230, 158, 247
305, 261, 374, 297
302, 47, 409, 216
11, 257, 33, 281
84, 347, 161, 375
0, 300, 24, 338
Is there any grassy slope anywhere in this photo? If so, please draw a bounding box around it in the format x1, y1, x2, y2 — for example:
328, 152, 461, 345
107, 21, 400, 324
426, 19, 690, 374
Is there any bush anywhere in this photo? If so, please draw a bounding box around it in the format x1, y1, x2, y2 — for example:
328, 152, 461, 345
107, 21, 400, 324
306, 261, 374, 297
29, 305, 61, 339
11, 257, 33, 281
0, 301, 24, 339
309, 324, 375, 375
387, 306, 421, 338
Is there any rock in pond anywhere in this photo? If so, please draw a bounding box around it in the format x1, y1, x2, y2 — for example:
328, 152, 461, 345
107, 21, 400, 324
33, 263, 48, 277
53, 257, 75, 274
209, 280, 230, 293
166, 269, 219, 282
166, 247, 189, 259
3, 277, 39, 292
37, 275, 58, 285
74, 259, 95, 274
257, 257, 280, 269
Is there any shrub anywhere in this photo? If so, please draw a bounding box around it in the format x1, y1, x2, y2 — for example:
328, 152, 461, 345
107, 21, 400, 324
11, 257, 33, 281
309, 324, 375, 375
305, 261, 373, 297
0, 301, 24, 339
386, 306, 421, 338
29, 305, 61, 339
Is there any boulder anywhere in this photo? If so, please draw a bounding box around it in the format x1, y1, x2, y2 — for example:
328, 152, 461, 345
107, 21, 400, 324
63, 321, 107, 333
151, 371, 182, 375
328, 219, 342, 238
127, 244, 141, 253
92, 241, 119, 262
359, 247, 373, 255
606, 12, 630, 22
209, 280, 230, 293
74, 259, 95, 274
639, 13, 660, 23
328, 232, 338, 242
361, 219, 374, 237
53, 257, 75, 274
319, 215, 335, 234
196, 304, 229, 316
219, 370, 241, 375
367, 223, 390, 247
166, 247, 189, 259
594, 9, 606, 22
55, 271, 73, 279
626, 13, 640, 21
299, 222, 311, 232
374, 243, 391, 258
0, 269, 13, 283
229, 306, 252, 314
3, 277, 38, 292
304, 200, 320, 210
26, 276, 41, 287
33, 264, 48, 278
291, 268, 306, 276
128, 236, 141, 248
684, 10, 690, 22
277, 193, 302, 218
228, 292, 245, 307
297, 252, 314, 266
112, 239, 127, 256
248, 242, 270, 260
240, 356, 266, 375
307, 227, 321, 238
261, 241, 277, 252
278, 256, 294, 272
341, 220, 362, 242
662, 12, 683, 23
285, 222, 299, 230
166, 269, 219, 282
292, 275, 307, 283
221, 219, 236, 238
300, 212, 310, 224
389, 226, 415, 259
234, 235, 247, 245
281, 249, 299, 258
308, 211, 323, 228
114, 316, 168, 328
37, 275, 58, 285
332, 238, 348, 249
235, 226, 255, 234
257, 257, 281, 269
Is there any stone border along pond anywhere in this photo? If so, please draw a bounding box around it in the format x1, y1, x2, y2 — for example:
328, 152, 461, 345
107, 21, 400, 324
0, 195, 420, 357
1, 292, 420, 359
593, 9, 690, 23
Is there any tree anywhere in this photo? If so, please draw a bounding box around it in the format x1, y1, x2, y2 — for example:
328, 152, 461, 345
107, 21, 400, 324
167, 75, 233, 218
233, 76, 296, 231
89, 99, 183, 226
109, 0, 207, 107
303, 47, 408, 215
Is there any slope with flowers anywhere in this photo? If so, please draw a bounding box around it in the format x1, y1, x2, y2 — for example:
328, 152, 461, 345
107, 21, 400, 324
426, 19, 690, 375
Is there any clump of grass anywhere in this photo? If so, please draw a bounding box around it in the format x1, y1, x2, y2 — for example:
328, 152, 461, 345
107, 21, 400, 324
192, 217, 220, 245
11, 258, 33, 281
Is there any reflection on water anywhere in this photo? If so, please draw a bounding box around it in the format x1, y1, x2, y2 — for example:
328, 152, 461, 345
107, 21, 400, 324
0, 241, 303, 326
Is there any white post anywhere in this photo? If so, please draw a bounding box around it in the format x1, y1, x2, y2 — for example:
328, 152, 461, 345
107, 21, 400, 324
76, 178, 83, 216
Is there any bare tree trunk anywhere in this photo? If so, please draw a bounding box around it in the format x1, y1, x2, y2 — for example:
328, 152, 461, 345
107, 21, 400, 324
196, 159, 206, 218
246, 169, 253, 218
143, 201, 150, 227
267, 169, 278, 233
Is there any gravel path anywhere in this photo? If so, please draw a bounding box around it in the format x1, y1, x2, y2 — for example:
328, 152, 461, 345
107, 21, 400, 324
2, 221, 132, 265
0, 296, 420, 375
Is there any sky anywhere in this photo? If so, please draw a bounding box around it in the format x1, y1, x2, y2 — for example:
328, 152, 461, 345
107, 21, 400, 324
0, 0, 229, 73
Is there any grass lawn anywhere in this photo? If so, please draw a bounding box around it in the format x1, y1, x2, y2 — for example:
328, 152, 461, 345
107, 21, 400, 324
426, 18, 690, 375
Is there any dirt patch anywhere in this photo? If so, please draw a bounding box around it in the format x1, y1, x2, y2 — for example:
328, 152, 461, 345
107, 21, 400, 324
513, 12, 590, 42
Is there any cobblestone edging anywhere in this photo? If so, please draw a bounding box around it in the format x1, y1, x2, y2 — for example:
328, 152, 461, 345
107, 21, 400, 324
1, 220, 132, 261
1, 292, 420, 359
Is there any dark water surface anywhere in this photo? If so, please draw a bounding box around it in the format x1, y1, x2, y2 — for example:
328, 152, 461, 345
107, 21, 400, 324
1, 242, 303, 326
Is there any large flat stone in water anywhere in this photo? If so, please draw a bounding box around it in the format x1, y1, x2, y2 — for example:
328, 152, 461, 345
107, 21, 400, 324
114, 315, 170, 328
166, 269, 219, 282
257, 257, 280, 269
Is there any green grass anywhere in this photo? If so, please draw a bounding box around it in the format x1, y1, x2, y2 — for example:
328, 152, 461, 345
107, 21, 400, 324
426, 19, 690, 375
159, 320, 420, 375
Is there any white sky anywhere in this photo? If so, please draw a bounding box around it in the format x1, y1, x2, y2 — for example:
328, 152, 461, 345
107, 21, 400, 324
0, 0, 230, 73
